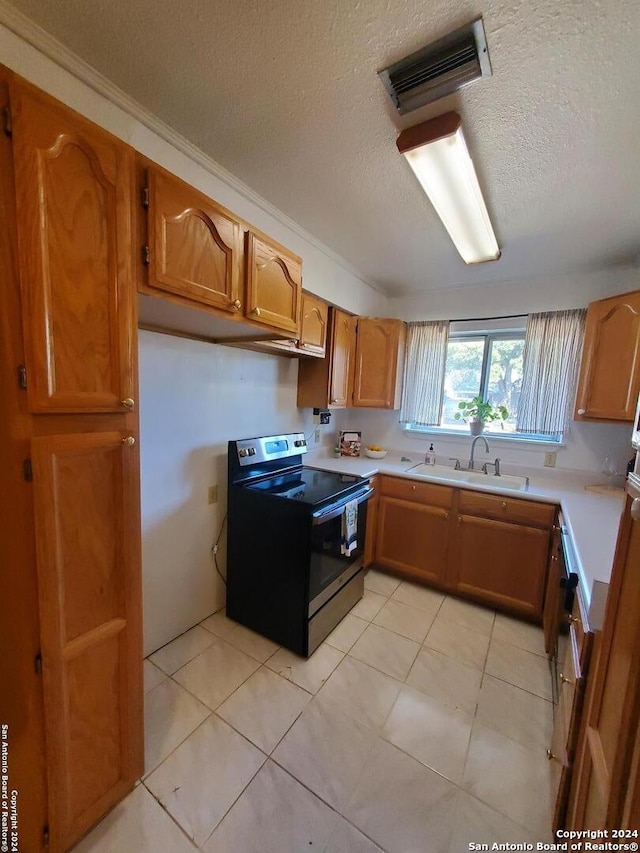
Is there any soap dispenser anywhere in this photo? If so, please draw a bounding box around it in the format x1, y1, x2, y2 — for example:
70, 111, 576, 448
425, 443, 436, 466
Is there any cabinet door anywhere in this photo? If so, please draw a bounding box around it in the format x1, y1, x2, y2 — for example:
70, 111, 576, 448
245, 230, 302, 334
451, 515, 550, 618
574, 290, 640, 421
330, 309, 356, 408
376, 496, 449, 587
298, 292, 328, 356
32, 431, 143, 849
11, 84, 135, 414
353, 318, 405, 409
147, 167, 243, 313
568, 491, 640, 828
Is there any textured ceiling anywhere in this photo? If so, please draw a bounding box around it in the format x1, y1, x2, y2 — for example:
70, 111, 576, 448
6, 0, 640, 295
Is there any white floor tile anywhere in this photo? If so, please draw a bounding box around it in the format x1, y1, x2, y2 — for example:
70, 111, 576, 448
373, 598, 435, 643
315, 656, 401, 732
448, 790, 539, 851
350, 589, 387, 621
144, 678, 210, 775
350, 623, 420, 681
273, 697, 376, 809
390, 580, 444, 615
200, 608, 238, 639
216, 667, 309, 753
172, 638, 260, 710
144, 715, 265, 846
382, 685, 473, 783
485, 639, 553, 700
406, 646, 482, 715
266, 643, 344, 693
438, 596, 495, 637
73, 784, 195, 853
476, 674, 553, 752
202, 760, 337, 853
344, 738, 458, 853
462, 722, 553, 838
324, 816, 385, 852
425, 616, 490, 671
492, 613, 547, 657
149, 625, 215, 675
325, 613, 369, 653
364, 569, 401, 597
223, 623, 279, 663
143, 659, 166, 695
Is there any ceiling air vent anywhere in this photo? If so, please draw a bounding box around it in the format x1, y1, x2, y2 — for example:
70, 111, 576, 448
379, 18, 491, 115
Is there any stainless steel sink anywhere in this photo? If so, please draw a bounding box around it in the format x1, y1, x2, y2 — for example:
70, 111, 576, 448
407, 463, 529, 492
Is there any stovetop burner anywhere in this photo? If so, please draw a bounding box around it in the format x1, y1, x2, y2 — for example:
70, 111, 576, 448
244, 467, 364, 507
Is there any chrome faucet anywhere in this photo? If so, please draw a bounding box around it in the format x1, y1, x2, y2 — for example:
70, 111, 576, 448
469, 435, 490, 470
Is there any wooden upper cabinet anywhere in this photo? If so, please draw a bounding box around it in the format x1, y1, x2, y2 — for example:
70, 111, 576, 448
352, 318, 406, 409
574, 289, 640, 421
245, 230, 302, 335
297, 307, 356, 408
146, 166, 243, 313
10, 82, 135, 414
330, 309, 357, 407
298, 292, 328, 356
31, 430, 142, 849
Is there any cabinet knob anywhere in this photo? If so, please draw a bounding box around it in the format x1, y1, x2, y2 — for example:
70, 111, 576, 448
232, 299, 242, 309
411, 484, 416, 491
501, 501, 507, 509
121, 398, 135, 410
559, 672, 573, 685
577, 408, 586, 415
457, 516, 462, 524
250, 307, 262, 317
121, 436, 136, 447
568, 614, 581, 625
546, 749, 559, 762
443, 512, 449, 520
631, 498, 640, 522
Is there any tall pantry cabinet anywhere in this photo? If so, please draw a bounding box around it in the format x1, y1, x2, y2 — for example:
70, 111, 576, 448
1, 71, 143, 852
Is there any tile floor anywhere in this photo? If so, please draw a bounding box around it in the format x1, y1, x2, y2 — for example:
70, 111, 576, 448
76, 571, 556, 852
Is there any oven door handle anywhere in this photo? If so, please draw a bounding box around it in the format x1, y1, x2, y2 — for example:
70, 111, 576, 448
311, 486, 373, 524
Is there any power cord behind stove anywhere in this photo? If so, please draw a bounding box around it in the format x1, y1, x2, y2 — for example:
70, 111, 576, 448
211, 512, 227, 586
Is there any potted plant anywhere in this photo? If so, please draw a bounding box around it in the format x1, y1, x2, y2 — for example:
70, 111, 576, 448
453, 397, 509, 436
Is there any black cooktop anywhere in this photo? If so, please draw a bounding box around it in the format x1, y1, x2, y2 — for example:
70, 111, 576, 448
244, 467, 365, 507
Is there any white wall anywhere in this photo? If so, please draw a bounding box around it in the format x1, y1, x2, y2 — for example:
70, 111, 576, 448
388, 267, 639, 320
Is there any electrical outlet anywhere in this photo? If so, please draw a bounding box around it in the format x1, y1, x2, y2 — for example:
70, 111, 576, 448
314, 429, 321, 444
208, 485, 218, 504
544, 452, 557, 468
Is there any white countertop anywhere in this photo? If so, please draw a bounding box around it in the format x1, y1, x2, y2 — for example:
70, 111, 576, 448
305, 449, 626, 629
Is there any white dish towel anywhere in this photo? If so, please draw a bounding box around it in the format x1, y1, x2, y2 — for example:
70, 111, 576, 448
341, 499, 358, 556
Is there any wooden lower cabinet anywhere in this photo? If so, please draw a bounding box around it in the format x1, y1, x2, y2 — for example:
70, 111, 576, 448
377, 496, 450, 586
371, 476, 553, 620
451, 514, 550, 619
566, 481, 640, 829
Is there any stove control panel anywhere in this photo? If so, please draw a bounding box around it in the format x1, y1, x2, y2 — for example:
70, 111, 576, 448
234, 433, 308, 466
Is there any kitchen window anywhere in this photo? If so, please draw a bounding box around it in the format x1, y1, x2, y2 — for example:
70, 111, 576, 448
401, 310, 584, 445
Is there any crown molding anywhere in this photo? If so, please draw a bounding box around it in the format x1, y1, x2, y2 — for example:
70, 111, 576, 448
0, 1, 386, 296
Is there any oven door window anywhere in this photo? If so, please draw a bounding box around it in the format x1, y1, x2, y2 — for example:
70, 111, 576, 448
308, 501, 367, 602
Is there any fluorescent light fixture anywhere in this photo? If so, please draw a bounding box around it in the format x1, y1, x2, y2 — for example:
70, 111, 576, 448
397, 112, 500, 264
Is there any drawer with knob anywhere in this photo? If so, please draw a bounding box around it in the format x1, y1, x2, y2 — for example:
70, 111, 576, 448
379, 476, 453, 508
458, 489, 555, 528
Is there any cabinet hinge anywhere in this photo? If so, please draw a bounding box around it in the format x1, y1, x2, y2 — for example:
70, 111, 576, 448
42, 824, 50, 848
141, 186, 149, 208
23, 458, 33, 482
142, 245, 150, 265
17, 364, 27, 389
35, 652, 42, 675
2, 104, 12, 138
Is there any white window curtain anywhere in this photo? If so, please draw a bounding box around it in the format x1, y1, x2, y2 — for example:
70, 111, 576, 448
401, 320, 449, 425
516, 309, 586, 436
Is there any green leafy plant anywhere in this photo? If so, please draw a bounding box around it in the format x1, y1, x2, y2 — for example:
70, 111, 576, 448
453, 396, 509, 426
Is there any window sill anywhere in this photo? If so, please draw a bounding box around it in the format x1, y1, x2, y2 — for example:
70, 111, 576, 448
402, 426, 565, 449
